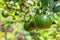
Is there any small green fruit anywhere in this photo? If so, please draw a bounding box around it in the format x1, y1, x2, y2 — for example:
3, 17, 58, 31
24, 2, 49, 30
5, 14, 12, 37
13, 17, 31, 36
35, 14, 52, 29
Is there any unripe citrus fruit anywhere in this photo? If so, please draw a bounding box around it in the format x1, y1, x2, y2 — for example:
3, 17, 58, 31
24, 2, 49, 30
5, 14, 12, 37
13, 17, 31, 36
35, 14, 52, 29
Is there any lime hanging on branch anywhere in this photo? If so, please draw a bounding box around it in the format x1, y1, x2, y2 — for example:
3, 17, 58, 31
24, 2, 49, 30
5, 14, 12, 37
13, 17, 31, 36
30, 18, 36, 28
24, 21, 33, 31
35, 14, 52, 29
24, 21, 35, 31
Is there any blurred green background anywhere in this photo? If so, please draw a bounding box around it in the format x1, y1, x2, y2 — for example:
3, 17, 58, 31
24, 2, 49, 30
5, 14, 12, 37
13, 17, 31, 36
0, 0, 60, 40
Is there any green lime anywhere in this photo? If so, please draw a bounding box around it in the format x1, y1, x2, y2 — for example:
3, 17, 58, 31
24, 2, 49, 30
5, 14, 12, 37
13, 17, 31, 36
35, 14, 52, 29
30, 18, 36, 28
24, 21, 32, 31
24, 21, 30, 31
24, 21, 35, 31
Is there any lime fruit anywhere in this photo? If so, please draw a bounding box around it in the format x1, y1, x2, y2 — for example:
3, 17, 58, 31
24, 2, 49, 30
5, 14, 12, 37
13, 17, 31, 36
35, 14, 52, 29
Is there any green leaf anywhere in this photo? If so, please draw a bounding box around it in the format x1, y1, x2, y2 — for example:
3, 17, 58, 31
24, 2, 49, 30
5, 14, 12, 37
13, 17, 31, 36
49, 1, 57, 8
53, 6, 60, 12
11, 0, 19, 3
57, 12, 60, 18
36, 8, 40, 15
19, 0, 25, 5
54, 0, 58, 1
0, 0, 4, 8
37, 0, 40, 6
55, 19, 60, 25
40, 0, 48, 9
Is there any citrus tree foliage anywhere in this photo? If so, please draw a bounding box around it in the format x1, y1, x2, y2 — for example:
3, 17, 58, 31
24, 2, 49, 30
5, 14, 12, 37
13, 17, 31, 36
0, 0, 60, 40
